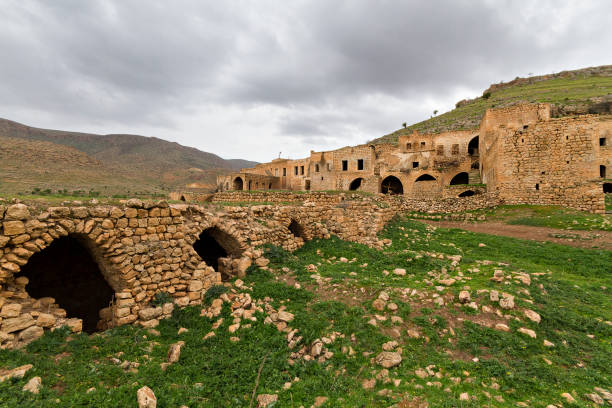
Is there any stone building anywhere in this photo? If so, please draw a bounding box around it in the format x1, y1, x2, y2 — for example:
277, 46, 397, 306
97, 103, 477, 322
218, 103, 611, 213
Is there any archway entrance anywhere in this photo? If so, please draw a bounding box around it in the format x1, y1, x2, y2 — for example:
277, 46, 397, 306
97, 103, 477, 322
349, 178, 364, 191
16, 235, 114, 333
450, 172, 469, 185
180, 195, 186, 202
288, 219, 307, 241
381, 176, 403, 195
233, 177, 244, 191
468, 136, 479, 156
193, 227, 242, 280
458, 190, 475, 197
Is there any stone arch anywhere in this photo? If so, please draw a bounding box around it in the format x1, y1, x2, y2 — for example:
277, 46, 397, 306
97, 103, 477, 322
233, 177, 244, 191
450, 172, 469, 185
381, 176, 403, 195
468, 136, 479, 156
458, 190, 476, 197
288, 219, 307, 241
193, 226, 243, 280
415, 174, 436, 182
15, 233, 117, 333
604, 183, 612, 193
349, 178, 364, 191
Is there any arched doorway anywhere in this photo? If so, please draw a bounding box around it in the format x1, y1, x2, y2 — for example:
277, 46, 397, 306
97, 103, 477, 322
288, 219, 307, 241
450, 172, 469, 185
415, 174, 436, 182
180, 195, 186, 202
468, 136, 479, 156
349, 178, 364, 191
193, 227, 243, 280
604, 183, 612, 193
458, 190, 475, 197
16, 235, 115, 333
233, 177, 244, 191
381, 176, 403, 195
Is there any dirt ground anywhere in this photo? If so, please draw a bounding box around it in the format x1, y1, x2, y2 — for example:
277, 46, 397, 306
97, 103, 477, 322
421, 220, 612, 251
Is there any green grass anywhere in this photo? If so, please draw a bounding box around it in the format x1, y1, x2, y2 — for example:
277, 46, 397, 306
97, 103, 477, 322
374, 74, 612, 144
0, 217, 610, 407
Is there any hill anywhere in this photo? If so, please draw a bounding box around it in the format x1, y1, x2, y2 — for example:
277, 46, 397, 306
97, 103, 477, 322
0, 119, 258, 195
373, 65, 612, 144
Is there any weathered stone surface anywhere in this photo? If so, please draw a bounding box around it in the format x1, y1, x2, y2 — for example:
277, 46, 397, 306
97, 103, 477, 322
1, 314, 35, 333
139, 307, 163, 321
5, 204, 30, 220
19, 325, 44, 343
137, 386, 157, 408
458, 290, 470, 303
0, 364, 33, 382
257, 394, 278, 407
375, 351, 402, 368
3, 221, 25, 236
22, 376, 42, 394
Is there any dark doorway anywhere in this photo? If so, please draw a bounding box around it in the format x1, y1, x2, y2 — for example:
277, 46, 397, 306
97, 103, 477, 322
248, 180, 252, 190
288, 219, 307, 241
381, 176, 403, 194
605, 183, 612, 193
601, 165, 606, 178
415, 174, 436, 182
16, 235, 114, 333
180, 195, 186, 202
233, 177, 243, 191
450, 172, 469, 185
458, 190, 475, 197
193, 227, 242, 279
349, 178, 364, 191
468, 136, 479, 156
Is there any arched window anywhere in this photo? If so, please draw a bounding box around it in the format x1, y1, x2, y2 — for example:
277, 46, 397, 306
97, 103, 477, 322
233, 177, 243, 190
349, 178, 364, 191
415, 174, 436, 182
468, 136, 479, 156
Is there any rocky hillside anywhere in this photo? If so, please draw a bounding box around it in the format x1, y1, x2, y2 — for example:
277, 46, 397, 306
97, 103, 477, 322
373, 65, 612, 144
0, 119, 257, 195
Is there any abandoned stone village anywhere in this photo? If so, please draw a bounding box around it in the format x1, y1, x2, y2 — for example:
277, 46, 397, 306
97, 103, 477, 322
0, 102, 610, 350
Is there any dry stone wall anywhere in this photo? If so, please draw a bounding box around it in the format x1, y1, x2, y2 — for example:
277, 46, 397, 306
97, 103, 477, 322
0, 196, 401, 349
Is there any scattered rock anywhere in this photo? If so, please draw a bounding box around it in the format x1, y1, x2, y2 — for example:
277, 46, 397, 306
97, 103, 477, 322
22, 376, 41, 394
362, 378, 376, 390
585, 393, 604, 405
499, 293, 515, 310
137, 386, 157, 408
257, 394, 278, 407
375, 351, 402, 368
524, 309, 541, 323
167, 342, 182, 364
313, 396, 328, 406
0, 364, 33, 382
561, 393, 576, 403
518, 327, 537, 338
458, 290, 471, 303
393, 268, 406, 276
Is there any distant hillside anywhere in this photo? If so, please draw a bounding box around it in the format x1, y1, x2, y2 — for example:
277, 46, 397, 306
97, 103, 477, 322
0, 119, 258, 195
373, 65, 612, 144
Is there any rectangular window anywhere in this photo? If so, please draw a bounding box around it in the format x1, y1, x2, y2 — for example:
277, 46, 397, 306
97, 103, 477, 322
357, 159, 364, 170
342, 160, 348, 171
275, 168, 278, 176
412, 162, 419, 168
451, 144, 459, 155
436, 145, 444, 155
294, 166, 298, 175
601, 137, 607, 146
315, 164, 320, 172
300, 166, 304, 175
327, 163, 332, 171
420, 141, 426, 148
406, 143, 412, 150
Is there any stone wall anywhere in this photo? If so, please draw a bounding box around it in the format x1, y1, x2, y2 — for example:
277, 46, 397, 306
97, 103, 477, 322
0, 196, 400, 349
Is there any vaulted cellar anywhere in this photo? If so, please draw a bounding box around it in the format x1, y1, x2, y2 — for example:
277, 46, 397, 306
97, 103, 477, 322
16, 235, 115, 333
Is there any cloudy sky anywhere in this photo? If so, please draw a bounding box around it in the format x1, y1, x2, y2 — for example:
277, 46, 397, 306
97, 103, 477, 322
1, 1, 610, 162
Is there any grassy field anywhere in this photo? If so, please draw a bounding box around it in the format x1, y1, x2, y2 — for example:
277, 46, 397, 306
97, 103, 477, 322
1, 217, 610, 407
408, 203, 612, 232
374, 74, 612, 144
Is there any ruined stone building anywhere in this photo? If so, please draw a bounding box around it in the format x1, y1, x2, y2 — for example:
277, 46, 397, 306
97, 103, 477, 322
218, 103, 611, 213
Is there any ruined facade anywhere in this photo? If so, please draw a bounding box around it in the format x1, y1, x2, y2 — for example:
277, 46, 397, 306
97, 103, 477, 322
218, 103, 611, 213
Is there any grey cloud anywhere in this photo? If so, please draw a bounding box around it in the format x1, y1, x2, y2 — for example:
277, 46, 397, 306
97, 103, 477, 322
0, 0, 609, 162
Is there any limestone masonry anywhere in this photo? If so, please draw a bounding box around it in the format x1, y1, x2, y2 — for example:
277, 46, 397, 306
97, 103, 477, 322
218, 103, 611, 213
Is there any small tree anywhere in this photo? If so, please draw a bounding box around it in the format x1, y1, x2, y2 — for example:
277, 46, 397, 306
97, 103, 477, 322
402, 122, 407, 128
483, 91, 491, 99
433, 110, 438, 116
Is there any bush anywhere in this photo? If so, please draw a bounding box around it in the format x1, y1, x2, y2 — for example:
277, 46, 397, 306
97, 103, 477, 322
151, 291, 173, 306
483, 91, 492, 99
204, 284, 228, 304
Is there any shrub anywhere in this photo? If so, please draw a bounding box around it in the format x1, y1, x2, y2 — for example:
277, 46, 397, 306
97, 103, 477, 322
483, 91, 492, 99
204, 284, 228, 304
151, 291, 173, 306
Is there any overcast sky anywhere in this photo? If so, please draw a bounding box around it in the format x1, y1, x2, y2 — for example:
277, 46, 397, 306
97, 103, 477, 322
1, 1, 610, 162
